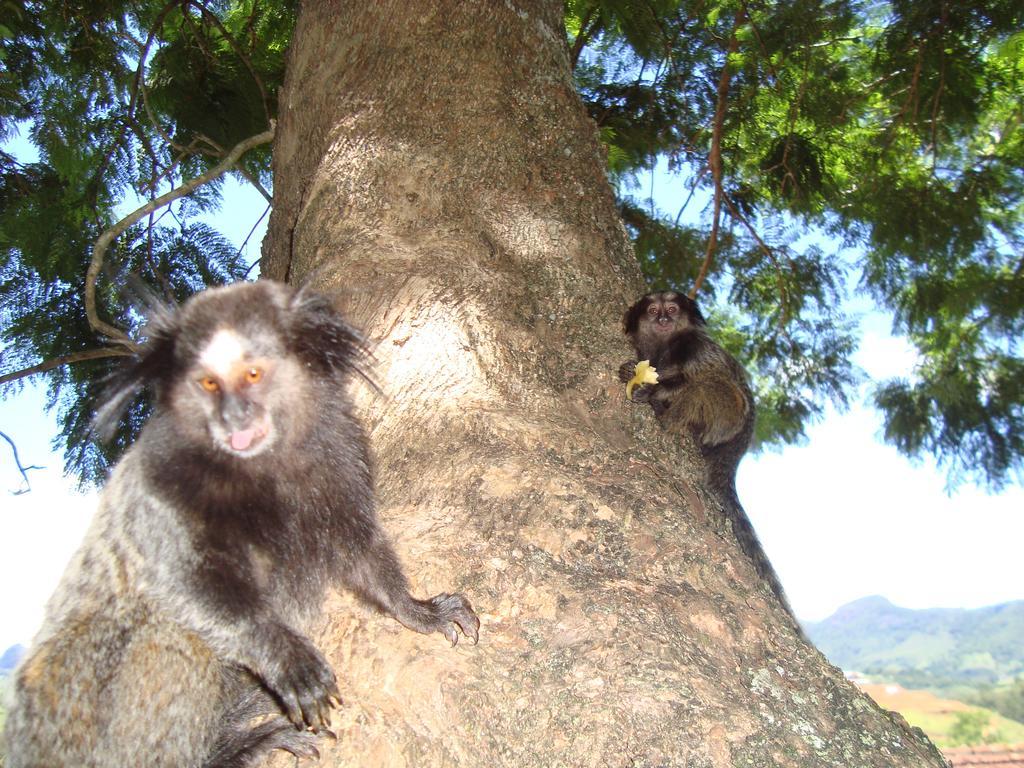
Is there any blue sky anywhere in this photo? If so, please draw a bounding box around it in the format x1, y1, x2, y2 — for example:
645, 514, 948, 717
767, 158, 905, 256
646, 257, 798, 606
2, 161, 1023, 651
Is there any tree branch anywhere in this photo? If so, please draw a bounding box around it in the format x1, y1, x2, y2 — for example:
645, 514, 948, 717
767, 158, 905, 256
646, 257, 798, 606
233, 165, 273, 204
927, 8, 948, 169
1, 429, 44, 495
194, 133, 273, 203
85, 124, 276, 344
738, 0, 779, 82
569, 6, 599, 72
0, 347, 135, 387
691, 16, 742, 299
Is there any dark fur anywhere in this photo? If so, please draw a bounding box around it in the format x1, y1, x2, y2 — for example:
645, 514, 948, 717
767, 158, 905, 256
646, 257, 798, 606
4, 280, 479, 768
619, 291, 798, 627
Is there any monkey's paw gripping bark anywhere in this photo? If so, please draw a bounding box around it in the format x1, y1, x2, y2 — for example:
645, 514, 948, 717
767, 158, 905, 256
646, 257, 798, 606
253, 719, 326, 761
428, 593, 480, 645
282, 731, 322, 761
264, 632, 342, 732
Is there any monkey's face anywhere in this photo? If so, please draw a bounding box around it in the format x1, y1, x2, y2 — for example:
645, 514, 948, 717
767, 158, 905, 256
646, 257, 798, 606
94, 281, 368, 457
642, 296, 684, 336
177, 327, 287, 456
626, 291, 704, 345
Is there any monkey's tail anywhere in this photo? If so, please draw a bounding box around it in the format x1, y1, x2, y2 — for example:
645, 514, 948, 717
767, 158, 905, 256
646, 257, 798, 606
703, 444, 806, 641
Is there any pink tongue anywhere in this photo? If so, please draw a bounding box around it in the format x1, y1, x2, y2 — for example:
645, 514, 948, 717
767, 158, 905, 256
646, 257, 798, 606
230, 428, 258, 451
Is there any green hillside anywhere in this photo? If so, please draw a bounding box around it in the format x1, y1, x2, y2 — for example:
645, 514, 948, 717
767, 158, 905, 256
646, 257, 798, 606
805, 596, 1024, 693
859, 682, 1024, 748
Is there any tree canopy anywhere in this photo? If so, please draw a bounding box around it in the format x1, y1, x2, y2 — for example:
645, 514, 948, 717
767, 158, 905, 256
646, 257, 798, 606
1, 0, 1021, 489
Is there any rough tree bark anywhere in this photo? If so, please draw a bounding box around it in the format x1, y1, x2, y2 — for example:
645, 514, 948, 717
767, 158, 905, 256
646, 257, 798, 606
261, 1, 949, 766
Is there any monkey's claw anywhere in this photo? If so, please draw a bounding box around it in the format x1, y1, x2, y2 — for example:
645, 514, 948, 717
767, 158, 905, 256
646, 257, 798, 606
429, 593, 480, 645
265, 632, 340, 732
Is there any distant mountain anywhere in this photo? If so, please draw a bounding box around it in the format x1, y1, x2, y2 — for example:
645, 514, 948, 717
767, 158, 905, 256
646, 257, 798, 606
0, 644, 25, 674
805, 596, 1024, 691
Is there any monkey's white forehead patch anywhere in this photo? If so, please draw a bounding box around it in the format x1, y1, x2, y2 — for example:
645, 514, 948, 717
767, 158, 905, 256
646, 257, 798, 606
198, 329, 247, 376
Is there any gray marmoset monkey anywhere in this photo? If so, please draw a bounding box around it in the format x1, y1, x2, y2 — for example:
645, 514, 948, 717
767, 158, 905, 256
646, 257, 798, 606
618, 290, 798, 628
3, 280, 479, 768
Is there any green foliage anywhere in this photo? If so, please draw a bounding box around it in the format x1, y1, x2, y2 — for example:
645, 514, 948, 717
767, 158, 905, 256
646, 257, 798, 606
947, 710, 1000, 747
0, 0, 287, 481
1, 0, 1022, 488
890, 700, 1024, 750
571, 0, 1024, 488
970, 677, 1024, 725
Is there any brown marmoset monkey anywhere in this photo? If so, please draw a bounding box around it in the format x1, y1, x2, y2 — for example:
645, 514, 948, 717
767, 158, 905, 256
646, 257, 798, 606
618, 290, 798, 627
3, 280, 479, 768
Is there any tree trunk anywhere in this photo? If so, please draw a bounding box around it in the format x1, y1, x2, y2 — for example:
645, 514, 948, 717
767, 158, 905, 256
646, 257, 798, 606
261, 1, 948, 766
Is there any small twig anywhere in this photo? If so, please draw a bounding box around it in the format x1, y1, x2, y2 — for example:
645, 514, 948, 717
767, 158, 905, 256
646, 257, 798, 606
85, 124, 277, 343
139, 72, 189, 155
927, 8, 948, 169
1, 429, 45, 495
649, 165, 656, 217
143, 165, 177, 301
239, 203, 272, 271
885, 46, 923, 147
139, 144, 190, 191
778, 50, 812, 199
739, 0, 779, 82
674, 161, 709, 225
691, 194, 722, 299
721, 192, 791, 323
243, 258, 261, 279
179, 7, 218, 68
233, 165, 273, 204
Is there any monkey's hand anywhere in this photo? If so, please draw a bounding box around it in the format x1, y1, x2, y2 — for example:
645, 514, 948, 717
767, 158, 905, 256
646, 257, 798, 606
617, 361, 637, 383
260, 628, 341, 732
625, 360, 659, 399
630, 383, 656, 403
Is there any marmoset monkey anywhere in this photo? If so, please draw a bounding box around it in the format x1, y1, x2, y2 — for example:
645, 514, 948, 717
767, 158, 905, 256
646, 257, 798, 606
618, 290, 797, 626
4, 280, 479, 768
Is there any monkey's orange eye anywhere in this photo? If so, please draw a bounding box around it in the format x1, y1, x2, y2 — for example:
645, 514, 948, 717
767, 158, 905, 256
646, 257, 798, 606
199, 376, 220, 393
244, 367, 263, 385
647, 305, 659, 315
667, 304, 678, 315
